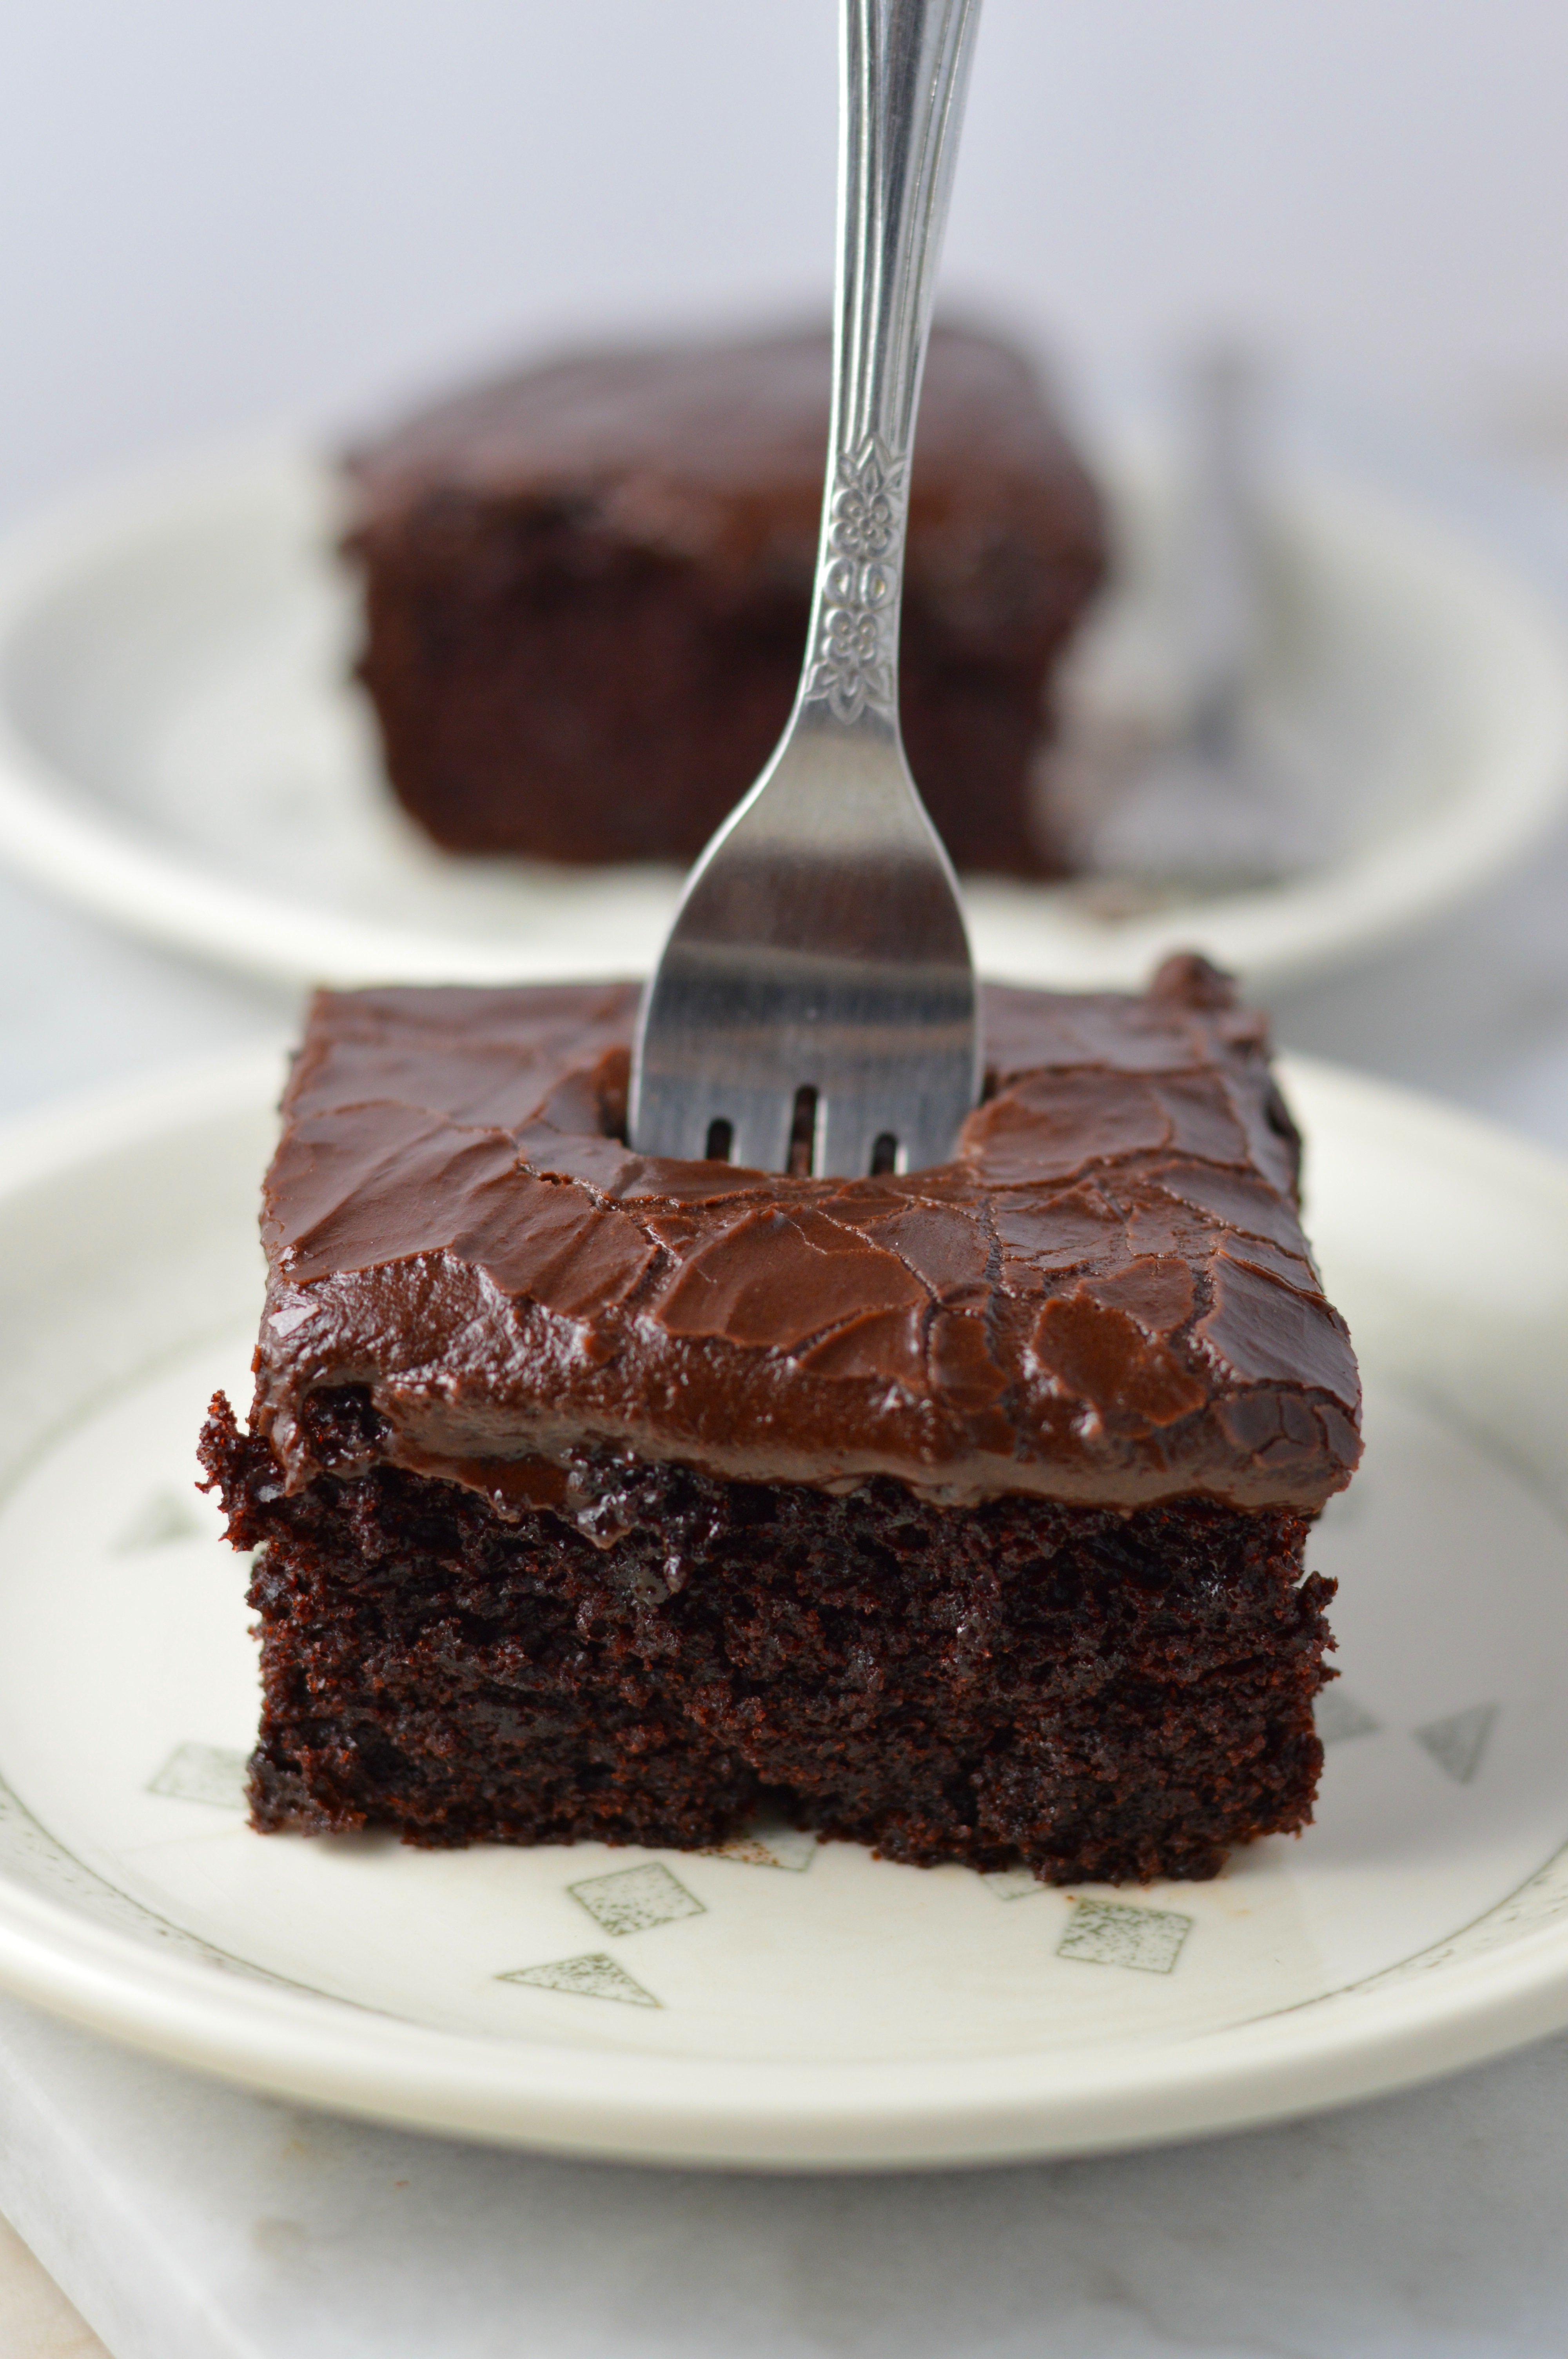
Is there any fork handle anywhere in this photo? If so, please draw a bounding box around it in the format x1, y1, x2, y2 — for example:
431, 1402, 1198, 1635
800, 0, 982, 741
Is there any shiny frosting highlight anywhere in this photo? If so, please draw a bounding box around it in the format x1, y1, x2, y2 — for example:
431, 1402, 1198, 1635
251, 960, 1361, 1516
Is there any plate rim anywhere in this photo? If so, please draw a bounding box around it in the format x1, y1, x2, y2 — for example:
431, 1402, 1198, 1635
1, 439, 1567, 993
0, 1047, 1566, 2166
0, 1858, 1564, 2173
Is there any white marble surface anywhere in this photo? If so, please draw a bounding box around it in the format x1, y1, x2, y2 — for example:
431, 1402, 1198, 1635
4, 529, 1568, 2349
0, 2212, 104, 2357
0, 1984, 1564, 2359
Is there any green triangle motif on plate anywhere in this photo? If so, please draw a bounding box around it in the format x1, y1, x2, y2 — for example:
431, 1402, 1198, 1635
500, 1953, 660, 2007
1316, 1688, 1382, 1745
1414, 1703, 1498, 1785
114, 1491, 204, 1553
147, 1742, 249, 1809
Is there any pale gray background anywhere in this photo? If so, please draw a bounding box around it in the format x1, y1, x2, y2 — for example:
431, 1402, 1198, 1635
4, 0, 1568, 529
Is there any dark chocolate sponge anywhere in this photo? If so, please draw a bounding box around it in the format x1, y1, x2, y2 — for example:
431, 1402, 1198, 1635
202, 1396, 1333, 1883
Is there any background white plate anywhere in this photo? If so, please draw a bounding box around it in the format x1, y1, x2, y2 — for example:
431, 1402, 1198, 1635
0, 1050, 1564, 2168
0, 443, 1566, 993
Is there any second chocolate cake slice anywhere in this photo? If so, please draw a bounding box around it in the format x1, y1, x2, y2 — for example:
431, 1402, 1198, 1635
342, 323, 1107, 876
201, 956, 1359, 1884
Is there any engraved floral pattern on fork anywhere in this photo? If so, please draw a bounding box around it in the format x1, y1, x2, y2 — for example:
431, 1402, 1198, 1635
807, 435, 908, 722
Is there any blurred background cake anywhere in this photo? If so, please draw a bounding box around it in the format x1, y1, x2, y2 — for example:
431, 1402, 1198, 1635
341, 322, 1108, 875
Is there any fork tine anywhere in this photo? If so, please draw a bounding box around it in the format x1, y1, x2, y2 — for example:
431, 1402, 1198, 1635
727, 1093, 799, 1176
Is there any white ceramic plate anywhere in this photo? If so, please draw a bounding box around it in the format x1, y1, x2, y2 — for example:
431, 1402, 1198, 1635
0, 443, 1566, 993
0, 1052, 1564, 2168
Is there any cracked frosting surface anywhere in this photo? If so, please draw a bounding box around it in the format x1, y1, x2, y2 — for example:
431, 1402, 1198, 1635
250, 958, 1361, 1515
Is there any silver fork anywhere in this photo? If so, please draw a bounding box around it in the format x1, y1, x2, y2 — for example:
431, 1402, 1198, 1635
628, 0, 982, 1179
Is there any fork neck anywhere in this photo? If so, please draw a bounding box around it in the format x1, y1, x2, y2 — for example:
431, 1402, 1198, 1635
797, 0, 981, 749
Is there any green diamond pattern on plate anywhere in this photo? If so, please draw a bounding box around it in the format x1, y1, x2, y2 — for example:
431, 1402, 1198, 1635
114, 1492, 204, 1553
1316, 1689, 1383, 1745
981, 1868, 1044, 1901
568, 1862, 706, 1937
1058, 1899, 1192, 1975
702, 1821, 818, 1871
1415, 1703, 1498, 1785
147, 1743, 249, 1809
500, 1954, 659, 2007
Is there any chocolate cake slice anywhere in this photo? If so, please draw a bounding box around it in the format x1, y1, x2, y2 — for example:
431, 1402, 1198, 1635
342, 322, 1107, 877
200, 956, 1359, 1884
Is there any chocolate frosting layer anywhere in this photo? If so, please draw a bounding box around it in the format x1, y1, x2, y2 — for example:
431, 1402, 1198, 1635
250, 960, 1361, 1515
